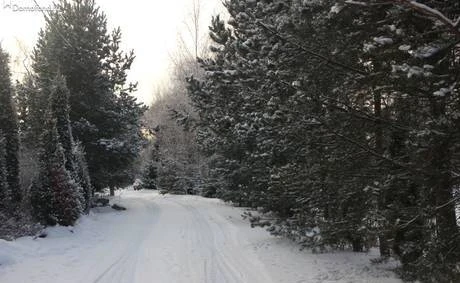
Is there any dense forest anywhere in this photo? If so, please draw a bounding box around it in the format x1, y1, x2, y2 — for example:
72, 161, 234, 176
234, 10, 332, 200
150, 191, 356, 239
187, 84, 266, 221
1, 0, 459, 282
0, 0, 145, 231
172, 0, 459, 281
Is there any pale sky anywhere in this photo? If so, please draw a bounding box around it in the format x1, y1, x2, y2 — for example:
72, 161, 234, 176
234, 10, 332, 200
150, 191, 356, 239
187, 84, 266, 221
0, 0, 221, 105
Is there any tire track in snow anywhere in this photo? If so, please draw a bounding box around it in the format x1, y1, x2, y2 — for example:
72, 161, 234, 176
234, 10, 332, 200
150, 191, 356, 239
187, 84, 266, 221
170, 198, 273, 283
0, 190, 403, 283
90, 196, 160, 283
184, 203, 243, 283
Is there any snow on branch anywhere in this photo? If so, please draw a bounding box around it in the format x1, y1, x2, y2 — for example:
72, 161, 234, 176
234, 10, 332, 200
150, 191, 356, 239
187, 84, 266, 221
346, 1, 460, 36
344, 1, 369, 6
394, 0, 460, 37
344, 1, 393, 7
256, 21, 368, 76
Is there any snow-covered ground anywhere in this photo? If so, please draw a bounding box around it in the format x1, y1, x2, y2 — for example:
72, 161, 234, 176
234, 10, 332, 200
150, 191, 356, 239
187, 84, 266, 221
0, 189, 402, 283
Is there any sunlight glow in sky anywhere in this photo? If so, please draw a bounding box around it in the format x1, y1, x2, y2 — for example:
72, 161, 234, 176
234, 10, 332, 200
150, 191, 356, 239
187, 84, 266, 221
0, 0, 220, 105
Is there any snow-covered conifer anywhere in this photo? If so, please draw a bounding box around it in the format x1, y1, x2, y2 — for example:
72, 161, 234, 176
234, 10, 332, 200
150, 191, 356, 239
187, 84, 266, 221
31, 0, 146, 193
0, 131, 8, 209
188, 0, 460, 280
30, 117, 82, 226
0, 47, 20, 207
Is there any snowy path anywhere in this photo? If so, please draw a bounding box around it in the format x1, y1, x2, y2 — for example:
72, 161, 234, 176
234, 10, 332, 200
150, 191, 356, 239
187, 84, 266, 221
0, 190, 402, 283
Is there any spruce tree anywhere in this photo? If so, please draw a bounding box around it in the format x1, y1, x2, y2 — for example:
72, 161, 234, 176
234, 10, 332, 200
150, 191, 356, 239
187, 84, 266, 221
141, 158, 158, 190
48, 74, 75, 172
30, 74, 88, 226
30, 117, 82, 226
48, 74, 93, 212
14, 76, 35, 139
72, 142, 92, 213
0, 47, 20, 207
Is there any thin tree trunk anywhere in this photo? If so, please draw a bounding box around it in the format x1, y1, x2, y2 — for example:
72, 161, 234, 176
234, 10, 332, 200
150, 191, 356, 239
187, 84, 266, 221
374, 91, 391, 257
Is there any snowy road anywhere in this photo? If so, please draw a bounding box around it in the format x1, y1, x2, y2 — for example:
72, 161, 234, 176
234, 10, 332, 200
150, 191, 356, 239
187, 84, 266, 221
0, 190, 402, 283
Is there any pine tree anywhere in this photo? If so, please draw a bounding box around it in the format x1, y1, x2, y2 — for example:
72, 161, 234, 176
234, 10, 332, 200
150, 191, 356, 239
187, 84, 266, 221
0, 47, 20, 207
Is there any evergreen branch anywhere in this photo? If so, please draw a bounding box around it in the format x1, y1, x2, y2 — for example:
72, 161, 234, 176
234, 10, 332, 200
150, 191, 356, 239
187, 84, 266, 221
279, 80, 411, 132
392, 0, 460, 37
398, 193, 460, 230
320, 95, 410, 132
32, 0, 74, 49
292, 108, 438, 177
435, 195, 460, 212
397, 214, 420, 229
293, 108, 417, 172
256, 21, 369, 76
327, 127, 408, 169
